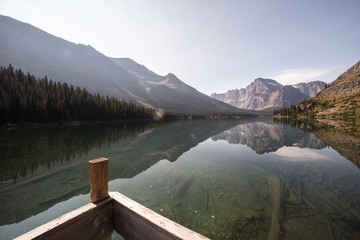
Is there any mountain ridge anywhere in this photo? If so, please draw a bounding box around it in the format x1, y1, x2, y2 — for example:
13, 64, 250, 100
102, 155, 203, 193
293, 81, 326, 97
210, 78, 325, 111
274, 60, 360, 118
318, 61, 360, 98
0, 15, 249, 114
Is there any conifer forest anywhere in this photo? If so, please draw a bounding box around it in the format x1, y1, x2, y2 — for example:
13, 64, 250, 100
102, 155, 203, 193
0, 65, 155, 123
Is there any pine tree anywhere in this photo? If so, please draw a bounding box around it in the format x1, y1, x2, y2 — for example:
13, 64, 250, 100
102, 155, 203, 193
0, 65, 155, 123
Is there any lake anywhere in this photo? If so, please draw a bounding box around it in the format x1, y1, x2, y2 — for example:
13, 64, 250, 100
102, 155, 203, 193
1, 118, 360, 239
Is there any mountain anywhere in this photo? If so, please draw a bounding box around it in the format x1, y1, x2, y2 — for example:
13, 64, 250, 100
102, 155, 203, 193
210, 78, 325, 111
318, 61, 360, 98
111, 58, 163, 83
274, 60, 360, 118
310, 61, 360, 117
0, 15, 246, 114
293, 81, 326, 97
110, 58, 241, 112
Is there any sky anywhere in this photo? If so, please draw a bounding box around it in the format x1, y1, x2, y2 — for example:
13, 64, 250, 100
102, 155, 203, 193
0, 0, 359, 95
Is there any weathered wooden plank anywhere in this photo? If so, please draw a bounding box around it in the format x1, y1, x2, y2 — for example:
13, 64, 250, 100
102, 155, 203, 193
89, 158, 109, 203
14, 197, 114, 240
15, 154, 209, 240
110, 192, 209, 240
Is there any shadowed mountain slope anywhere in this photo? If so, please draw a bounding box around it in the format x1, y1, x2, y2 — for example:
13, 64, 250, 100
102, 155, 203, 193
0, 15, 248, 114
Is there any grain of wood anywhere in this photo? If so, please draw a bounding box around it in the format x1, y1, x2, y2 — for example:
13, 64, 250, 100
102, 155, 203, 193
14, 197, 113, 240
89, 158, 109, 203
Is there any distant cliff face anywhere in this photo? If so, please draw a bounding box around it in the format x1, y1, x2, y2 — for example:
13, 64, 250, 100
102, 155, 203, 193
293, 81, 327, 97
211, 78, 325, 110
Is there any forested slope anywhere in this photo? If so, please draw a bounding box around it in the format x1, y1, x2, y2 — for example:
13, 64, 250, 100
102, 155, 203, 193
0, 65, 155, 123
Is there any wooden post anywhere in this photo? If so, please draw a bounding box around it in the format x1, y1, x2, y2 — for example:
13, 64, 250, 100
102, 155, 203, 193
89, 158, 109, 203
89, 158, 112, 240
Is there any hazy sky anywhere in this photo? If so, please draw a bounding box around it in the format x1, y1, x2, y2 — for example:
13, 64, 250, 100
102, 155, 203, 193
1, 0, 359, 94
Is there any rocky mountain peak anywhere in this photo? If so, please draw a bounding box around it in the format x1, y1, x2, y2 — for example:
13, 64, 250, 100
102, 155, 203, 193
249, 78, 283, 94
165, 73, 177, 79
160, 73, 181, 89
211, 78, 326, 111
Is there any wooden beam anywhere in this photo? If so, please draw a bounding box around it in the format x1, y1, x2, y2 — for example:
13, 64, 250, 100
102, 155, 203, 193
14, 197, 114, 240
15, 192, 210, 240
15, 156, 209, 240
89, 158, 109, 203
110, 192, 209, 240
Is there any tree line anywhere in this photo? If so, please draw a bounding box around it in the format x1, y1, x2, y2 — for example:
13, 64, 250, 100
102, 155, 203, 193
273, 93, 359, 119
0, 65, 155, 123
273, 97, 332, 118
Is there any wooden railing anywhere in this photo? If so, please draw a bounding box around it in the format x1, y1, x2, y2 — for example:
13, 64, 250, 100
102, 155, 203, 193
15, 158, 209, 240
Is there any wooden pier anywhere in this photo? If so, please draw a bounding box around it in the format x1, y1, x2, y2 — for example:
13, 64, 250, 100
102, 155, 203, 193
15, 158, 209, 240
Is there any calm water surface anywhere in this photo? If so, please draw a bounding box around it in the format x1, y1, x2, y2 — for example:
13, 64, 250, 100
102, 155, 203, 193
0, 119, 359, 239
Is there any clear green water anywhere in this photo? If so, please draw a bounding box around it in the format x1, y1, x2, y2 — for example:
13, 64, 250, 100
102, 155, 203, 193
0, 119, 359, 239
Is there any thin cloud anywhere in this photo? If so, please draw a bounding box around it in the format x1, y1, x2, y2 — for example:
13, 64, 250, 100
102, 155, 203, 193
273, 147, 329, 161
272, 68, 333, 85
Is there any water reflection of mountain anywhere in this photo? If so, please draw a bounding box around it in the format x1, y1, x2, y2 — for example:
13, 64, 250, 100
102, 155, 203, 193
316, 130, 360, 168
291, 118, 360, 168
0, 120, 241, 225
108, 120, 242, 179
211, 120, 326, 153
